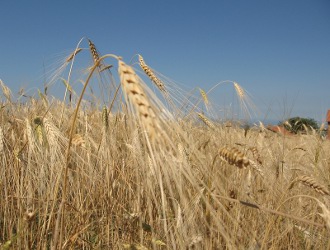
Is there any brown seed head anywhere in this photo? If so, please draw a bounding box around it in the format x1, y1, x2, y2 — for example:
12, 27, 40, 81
138, 55, 166, 93
219, 147, 250, 169
88, 39, 101, 65
291, 175, 330, 195
118, 60, 159, 139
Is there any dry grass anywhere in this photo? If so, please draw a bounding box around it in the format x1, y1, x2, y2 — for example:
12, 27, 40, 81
1, 39, 330, 249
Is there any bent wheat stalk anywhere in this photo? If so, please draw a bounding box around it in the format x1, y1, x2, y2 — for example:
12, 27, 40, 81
53, 54, 110, 249
214, 194, 325, 228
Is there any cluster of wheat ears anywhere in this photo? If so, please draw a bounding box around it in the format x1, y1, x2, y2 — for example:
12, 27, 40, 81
0, 39, 329, 249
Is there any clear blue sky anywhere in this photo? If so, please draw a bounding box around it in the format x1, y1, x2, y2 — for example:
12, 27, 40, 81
1, 1, 329, 123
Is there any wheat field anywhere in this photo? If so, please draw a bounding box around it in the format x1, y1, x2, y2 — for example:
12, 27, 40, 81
0, 39, 329, 250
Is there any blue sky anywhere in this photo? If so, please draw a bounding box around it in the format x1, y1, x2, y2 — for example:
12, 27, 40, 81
1, 1, 329, 123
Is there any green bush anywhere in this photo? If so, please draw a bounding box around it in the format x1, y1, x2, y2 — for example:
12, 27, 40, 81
279, 117, 319, 134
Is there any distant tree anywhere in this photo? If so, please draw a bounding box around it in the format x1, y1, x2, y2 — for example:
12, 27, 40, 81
279, 117, 319, 134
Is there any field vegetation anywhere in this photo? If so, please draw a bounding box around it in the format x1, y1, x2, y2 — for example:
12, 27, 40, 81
0, 39, 329, 249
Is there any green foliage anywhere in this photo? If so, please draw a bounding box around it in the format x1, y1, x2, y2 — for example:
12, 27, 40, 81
280, 117, 319, 134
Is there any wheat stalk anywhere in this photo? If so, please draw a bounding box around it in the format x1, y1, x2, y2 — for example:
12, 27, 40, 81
138, 55, 166, 93
0, 126, 4, 153
100, 65, 113, 72
118, 59, 159, 139
289, 175, 330, 195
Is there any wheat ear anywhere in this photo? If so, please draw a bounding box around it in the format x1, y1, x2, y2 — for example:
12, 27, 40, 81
88, 39, 101, 64
289, 175, 330, 195
71, 134, 86, 148
65, 48, 83, 62
138, 55, 166, 93
102, 106, 109, 131
0, 79, 12, 102
197, 112, 215, 129
233, 82, 245, 99
33, 117, 44, 146
316, 201, 330, 229
199, 88, 209, 106
219, 147, 250, 169
118, 60, 159, 139
248, 147, 262, 165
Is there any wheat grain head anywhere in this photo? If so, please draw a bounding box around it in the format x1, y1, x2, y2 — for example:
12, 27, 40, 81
118, 59, 159, 140
102, 106, 109, 131
199, 88, 209, 106
197, 112, 215, 129
289, 175, 330, 195
0, 79, 12, 102
219, 147, 250, 169
65, 48, 83, 62
316, 200, 330, 229
138, 55, 166, 93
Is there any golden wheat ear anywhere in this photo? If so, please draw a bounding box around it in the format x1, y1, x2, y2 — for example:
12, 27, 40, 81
138, 55, 166, 93
102, 105, 109, 131
65, 48, 83, 62
248, 147, 262, 165
197, 112, 215, 129
289, 175, 330, 195
317, 200, 330, 229
118, 59, 160, 140
219, 147, 250, 169
199, 88, 209, 107
88, 39, 99, 62
88, 39, 105, 69
0, 79, 12, 102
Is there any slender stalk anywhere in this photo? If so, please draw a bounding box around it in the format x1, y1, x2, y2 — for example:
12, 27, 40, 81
52, 54, 119, 249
